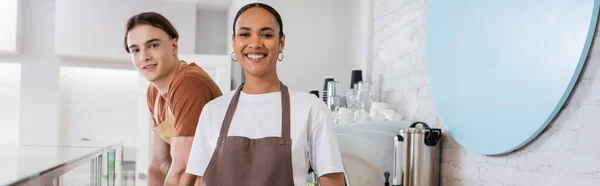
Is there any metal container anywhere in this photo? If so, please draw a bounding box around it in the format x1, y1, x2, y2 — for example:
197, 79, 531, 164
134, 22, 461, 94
392, 122, 442, 186
326, 81, 340, 111
323, 77, 335, 103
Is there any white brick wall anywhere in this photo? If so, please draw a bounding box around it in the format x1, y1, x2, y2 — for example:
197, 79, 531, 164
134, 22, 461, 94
373, 0, 441, 127
373, 0, 600, 185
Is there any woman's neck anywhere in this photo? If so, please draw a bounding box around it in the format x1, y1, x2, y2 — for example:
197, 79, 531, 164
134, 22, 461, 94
242, 71, 281, 94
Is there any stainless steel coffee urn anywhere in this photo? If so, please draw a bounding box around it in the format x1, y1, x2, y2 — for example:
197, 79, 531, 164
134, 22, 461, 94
392, 122, 442, 186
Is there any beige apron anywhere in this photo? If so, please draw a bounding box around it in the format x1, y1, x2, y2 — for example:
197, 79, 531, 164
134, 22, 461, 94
151, 61, 202, 186
202, 82, 295, 186
152, 61, 188, 144
153, 93, 176, 144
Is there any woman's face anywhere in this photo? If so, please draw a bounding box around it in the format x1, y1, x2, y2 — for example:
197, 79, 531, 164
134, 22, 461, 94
233, 7, 285, 78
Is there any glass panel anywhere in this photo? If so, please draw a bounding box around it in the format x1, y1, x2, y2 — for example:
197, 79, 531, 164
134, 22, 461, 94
106, 149, 115, 186
58, 160, 94, 186
0, 145, 101, 185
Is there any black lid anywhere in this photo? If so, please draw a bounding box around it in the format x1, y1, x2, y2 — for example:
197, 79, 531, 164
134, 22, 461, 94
350, 70, 363, 89
410, 121, 442, 146
309, 90, 319, 98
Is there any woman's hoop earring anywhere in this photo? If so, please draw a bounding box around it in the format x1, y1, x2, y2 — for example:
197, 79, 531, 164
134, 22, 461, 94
231, 52, 238, 62
278, 52, 284, 61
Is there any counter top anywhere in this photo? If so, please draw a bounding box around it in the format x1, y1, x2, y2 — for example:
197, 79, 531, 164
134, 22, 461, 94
334, 120, 411, 186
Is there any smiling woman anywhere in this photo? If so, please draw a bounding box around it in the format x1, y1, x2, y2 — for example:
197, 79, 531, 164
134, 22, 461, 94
231, 3, 285, 84
185, 3, 346, 186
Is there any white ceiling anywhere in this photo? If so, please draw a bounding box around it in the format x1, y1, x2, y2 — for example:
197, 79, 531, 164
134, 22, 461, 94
162, 0, 234, 11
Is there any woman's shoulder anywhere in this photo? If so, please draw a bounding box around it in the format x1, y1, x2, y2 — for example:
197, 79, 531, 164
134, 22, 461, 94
288, 90, 330, 112
288, 90, 333, 129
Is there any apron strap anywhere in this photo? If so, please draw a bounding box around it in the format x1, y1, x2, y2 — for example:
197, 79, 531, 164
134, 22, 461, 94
153, 92, 162, 123
153, 91, 174, 122
280, 83, 291, 140
219, 82, 291, 141
153, 61, 187, 122
219, 83, 243, 137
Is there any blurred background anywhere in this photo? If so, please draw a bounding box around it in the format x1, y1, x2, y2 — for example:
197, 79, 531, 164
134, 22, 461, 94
0, 0, 373, 185
4, 0, 600, 186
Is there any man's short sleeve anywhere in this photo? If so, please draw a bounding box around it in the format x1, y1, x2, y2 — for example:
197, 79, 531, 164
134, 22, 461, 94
169, 77, 215, 136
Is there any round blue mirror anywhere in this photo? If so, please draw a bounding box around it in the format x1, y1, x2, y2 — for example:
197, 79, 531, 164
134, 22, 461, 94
426, 0, 600, 155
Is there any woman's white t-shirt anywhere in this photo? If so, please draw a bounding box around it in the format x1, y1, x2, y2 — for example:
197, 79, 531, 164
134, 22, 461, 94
186, 89, 345, 186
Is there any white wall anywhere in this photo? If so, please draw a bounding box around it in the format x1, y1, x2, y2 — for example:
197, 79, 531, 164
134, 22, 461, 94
0, 0, 20, 54
0, 1, 22, 144
0, 63, 21, 145
352, 0, 374, 83
18, 0, 62, 146
59, 67, 139, 148
163, 0, 233, 11
372, 0, 431, 122
372, 0, 600, 185
54, 0, 197, 62
227, 0, 369, 94
195, 9, 228, 55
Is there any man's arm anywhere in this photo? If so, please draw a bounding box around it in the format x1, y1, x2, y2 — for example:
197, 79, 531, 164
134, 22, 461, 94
165, 76, 220, 185
319, 172, 345, 186
165, 137, 197, 186
149, 130, 172, 186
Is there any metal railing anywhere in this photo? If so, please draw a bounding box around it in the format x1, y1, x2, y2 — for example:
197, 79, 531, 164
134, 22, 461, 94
5, 143, 124, 186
